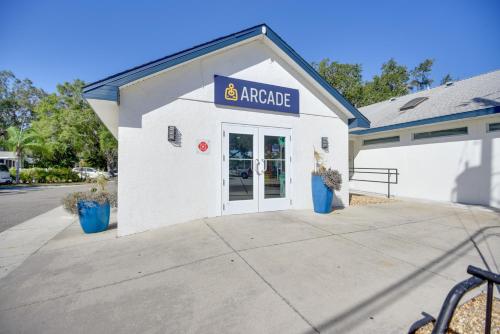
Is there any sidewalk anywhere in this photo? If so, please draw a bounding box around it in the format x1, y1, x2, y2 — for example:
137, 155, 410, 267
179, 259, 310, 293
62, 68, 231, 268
0, 200, 497, 333
0, 206, 74, 280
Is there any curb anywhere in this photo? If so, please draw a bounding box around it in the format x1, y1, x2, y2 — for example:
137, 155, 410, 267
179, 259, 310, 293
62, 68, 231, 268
0, 206, 74, 280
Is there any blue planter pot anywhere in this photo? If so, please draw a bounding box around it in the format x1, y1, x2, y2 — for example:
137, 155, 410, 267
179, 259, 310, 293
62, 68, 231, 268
77, 200, 110, 233
311, 175, 333, 213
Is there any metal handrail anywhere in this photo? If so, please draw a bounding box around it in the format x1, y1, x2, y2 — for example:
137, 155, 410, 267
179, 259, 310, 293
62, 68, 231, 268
408, 265, 500, 334
349, 167, 399, 198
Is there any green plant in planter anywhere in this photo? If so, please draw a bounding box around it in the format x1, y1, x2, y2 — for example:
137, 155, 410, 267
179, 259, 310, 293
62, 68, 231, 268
311, 149, 342, 213
316, 167, 342, 192
62, 176, 117, 233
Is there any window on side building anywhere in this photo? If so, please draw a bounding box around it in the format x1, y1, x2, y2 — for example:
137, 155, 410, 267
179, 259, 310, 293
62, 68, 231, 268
487, 122, 500, 132
362, 136, 400, 146
413, 127, 468, 140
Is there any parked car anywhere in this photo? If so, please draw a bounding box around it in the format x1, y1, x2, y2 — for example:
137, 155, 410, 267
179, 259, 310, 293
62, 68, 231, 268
72, 167, 111, 180
0, 164, 12, 184
229, 166, 252, 179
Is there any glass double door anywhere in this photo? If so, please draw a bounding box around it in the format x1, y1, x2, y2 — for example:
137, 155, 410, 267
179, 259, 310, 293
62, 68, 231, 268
222, 124, 291, 215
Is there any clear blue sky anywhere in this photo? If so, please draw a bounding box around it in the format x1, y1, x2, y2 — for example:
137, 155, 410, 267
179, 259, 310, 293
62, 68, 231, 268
1, 0, 499, 93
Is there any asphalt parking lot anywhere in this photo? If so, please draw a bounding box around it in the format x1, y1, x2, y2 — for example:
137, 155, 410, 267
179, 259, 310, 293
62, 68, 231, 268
0, 200, 498, 333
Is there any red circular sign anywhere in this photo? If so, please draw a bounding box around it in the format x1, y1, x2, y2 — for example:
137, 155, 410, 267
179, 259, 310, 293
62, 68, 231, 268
198, 141, 208, 152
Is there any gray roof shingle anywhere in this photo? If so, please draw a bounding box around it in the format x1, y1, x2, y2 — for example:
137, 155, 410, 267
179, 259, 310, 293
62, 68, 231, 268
358, 69, 500, 129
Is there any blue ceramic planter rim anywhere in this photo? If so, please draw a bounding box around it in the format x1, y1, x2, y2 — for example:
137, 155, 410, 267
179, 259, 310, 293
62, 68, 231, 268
77, 199, 109, 205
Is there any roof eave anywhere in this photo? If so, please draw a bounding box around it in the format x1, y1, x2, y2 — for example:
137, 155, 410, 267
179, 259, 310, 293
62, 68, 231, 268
83, 85, 119, 103
348, 117, 371, 129
82, 24, 264, 99
350, 106, 500, 135
82, 24, 370, 128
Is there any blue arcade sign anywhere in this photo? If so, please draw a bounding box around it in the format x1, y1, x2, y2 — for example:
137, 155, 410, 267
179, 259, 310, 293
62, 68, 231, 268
214, 75, 299, 114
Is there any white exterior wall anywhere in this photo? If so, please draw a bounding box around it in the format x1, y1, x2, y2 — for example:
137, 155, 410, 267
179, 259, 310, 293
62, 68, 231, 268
350, 116, 500, 208
117, 39, 349, 236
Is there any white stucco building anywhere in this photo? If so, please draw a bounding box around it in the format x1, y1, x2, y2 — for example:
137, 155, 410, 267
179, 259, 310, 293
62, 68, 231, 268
350, 70, 500, 208
84, 24, 369, 236
0, 151, 16, 168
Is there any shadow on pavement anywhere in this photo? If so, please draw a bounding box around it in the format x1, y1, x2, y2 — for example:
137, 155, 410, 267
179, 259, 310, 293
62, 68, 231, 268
310, 225, 499, 333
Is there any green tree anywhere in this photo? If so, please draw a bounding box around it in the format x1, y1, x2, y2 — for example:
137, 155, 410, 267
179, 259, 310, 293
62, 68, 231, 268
312, 59, 364, 106
0, 71, 45, 142
4, 126, 46, 182
32, 80, 116, 169
99, 128, 118, 172
410, 59, 434, 91
440, 73, 454, 85
361, 59, 409, 106
32, 93, 77, 166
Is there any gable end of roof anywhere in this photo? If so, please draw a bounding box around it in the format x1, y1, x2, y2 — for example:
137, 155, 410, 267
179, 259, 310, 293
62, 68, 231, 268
83, 24, 370, 128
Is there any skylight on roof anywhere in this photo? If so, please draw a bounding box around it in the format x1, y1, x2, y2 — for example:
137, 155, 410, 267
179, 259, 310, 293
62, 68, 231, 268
400, 97, 428, 111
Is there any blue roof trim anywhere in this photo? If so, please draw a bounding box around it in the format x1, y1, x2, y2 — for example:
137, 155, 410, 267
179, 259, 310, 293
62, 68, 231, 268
83, 25, 263, 93
83, 85, 119, 102
348, 117, 369, 129
350, 106, 500, 135
83, 24, 369, 128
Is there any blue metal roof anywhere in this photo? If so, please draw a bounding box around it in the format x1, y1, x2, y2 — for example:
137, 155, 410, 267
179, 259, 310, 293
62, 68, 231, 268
350, 106, 500, 135
83, 24, 370, 128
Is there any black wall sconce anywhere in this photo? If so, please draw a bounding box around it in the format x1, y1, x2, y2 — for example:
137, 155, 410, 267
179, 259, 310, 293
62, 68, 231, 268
168, 126, 178, 142
321, 137, 329, 150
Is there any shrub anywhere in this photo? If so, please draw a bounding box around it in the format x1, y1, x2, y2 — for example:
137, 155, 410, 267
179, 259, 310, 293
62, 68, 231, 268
321, 168, 342, 191
9, 168, 31, 183
33, 168, 48, 183
312, 167, 342, 191
62, 177, 117, 215
20, 169, 31, 183
8, 167, 81, 184
312, 149, 342, 192
62, 190, 117, 215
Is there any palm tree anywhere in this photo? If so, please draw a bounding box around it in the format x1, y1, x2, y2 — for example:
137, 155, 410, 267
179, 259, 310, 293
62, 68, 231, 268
5, 126, 45, 183
410, 59, 434, 91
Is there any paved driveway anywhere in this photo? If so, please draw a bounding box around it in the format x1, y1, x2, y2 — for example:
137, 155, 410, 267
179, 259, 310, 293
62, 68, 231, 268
0, 200, 498, 333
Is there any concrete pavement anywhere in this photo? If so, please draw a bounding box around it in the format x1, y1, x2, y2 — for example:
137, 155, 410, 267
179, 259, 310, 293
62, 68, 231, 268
0, 200, 498, 333
0, 206, 74, 280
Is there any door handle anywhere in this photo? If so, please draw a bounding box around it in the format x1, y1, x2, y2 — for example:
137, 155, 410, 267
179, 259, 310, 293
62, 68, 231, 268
255, 159, 261, 175
261, 159, 267, 174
